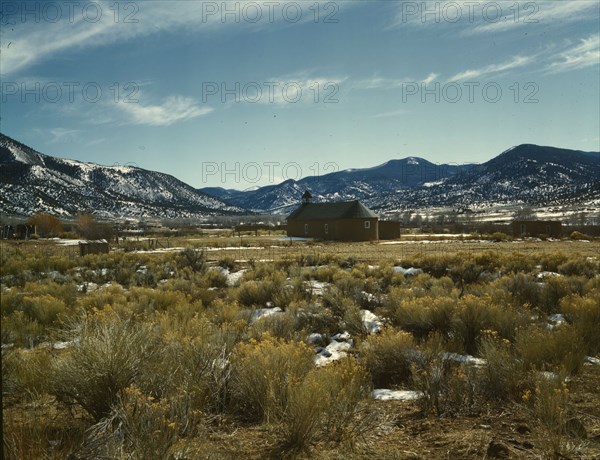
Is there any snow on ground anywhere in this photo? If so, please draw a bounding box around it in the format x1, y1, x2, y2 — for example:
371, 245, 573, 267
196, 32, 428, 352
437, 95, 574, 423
205, 247, 263, 251
307, 333, 327, 344
361, 309, 383, 334
226, 269, 247, 286
444, 352, 487, 367
372, 389, 424, 401
133, 247, 186, 254
537, 271, 562, 280
77, 282, 99, 292
393, 266, 424, 276
547, 314, 567, 331
381, 239, 494, 245
361, 291, 378, 305
314, 335, 353, 367
585, 356, 600, 366
49, 238, 87, 246
276, 237, 315, 241
305, 280, 331, 296
251, 306, 283, 322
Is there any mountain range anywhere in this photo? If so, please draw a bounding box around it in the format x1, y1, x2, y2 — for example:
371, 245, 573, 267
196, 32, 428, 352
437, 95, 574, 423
200, 145, 600, 214
0, 133, 242, 218
1, 132, 598, 219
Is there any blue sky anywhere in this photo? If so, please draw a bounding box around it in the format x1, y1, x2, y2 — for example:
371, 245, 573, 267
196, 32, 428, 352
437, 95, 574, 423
1, 0, 599, 189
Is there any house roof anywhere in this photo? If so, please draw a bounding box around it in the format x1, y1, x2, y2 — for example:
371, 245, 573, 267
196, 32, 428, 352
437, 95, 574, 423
287, 200, 378, 221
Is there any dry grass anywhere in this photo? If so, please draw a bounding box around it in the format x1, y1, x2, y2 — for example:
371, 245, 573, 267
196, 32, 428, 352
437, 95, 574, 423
2, 238, 600, 459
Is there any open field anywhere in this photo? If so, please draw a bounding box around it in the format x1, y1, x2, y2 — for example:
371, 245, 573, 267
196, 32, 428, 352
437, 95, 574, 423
2, 234, 600, 459
3, 231, 600, 262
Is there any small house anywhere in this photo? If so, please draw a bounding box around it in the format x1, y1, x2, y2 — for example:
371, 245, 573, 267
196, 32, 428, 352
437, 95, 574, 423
511, 220, 562, 238
286, 192, 379, 241
79, 239, 109, 256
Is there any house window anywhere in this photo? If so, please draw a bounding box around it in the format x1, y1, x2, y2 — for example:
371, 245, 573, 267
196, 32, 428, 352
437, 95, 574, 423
364, 220, 370, 229
324, 224, 328, 234
304, 224, 308, 235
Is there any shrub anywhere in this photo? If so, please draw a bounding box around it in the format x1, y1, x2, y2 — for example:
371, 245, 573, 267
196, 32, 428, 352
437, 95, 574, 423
538, 276, 586, 315
569, 230, 589, 240
525, 376, 571, 457
218, 256, 237, 271
561, 291, 600, 354
288, 300, 339, 336
51, 311, 156, 420
331, 271, 366, 304
505, 273, 542, 309
234, 274, 285, 307
178, 248, 207, 273
388, 295, 455, 340
285, 357, 371, 450
501, 252, 536, 274
540, 253, 569, 272
27, 213, 63, 237
452, 295, 496, 355
557, 259, 598, 278
361, 327, 415, 387
410, 335, 475, 416
205, 299, 251, 326
448, 260, 485, 286
203, 268, 228, 289
476, 334, 530, 402
80, 385, 196, 460
489, 232, 512, 242
128, 288, 191, 316
516, 325, 585, 375
1, 311, 45, 348
1, 347, 54, 401
229, 334, 314, 423
248, 312, 301, 342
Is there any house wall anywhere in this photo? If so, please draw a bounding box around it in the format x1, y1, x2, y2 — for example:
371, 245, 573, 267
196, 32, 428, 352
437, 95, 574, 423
379, 221, 401, 240
287, 218, 379, 241
79, 242, 109, 256
511, 221, 562, 237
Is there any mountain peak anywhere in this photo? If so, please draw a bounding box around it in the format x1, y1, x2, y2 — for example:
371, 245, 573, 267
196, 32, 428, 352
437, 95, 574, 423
0, 131, 243, 217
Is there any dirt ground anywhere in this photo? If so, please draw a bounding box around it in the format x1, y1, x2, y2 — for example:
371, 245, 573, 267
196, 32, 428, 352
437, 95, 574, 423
184, 364, 600, 460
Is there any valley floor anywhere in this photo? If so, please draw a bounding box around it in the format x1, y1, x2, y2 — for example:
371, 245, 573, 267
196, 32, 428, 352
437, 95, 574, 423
2, 234, 600, 459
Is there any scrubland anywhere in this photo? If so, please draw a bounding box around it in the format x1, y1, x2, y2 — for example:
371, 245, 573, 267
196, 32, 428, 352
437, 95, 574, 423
2, 235, 600, 459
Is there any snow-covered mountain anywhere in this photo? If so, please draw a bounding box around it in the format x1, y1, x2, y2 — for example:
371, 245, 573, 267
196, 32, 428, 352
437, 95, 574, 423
2, 132, 597, 219
0, 133, 243, 218
378, 145, 600, 211
200, 158, 474, 213
200, 145, 600, 214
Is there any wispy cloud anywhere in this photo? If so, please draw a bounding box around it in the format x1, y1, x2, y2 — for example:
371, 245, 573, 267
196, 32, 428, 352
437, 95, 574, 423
464, 1, 599, 36
448, 56, 533, 81
85, 138, 107, 147
545, 34, 600, 74
370, 109, 407, 119
390, 1, 598, 35
422, 73, 439, 85
355, 73, 439, 90
33, 127, 81, 143
0, 1, 356, 76
251, 72, 348, 106
119, 96, 213, 126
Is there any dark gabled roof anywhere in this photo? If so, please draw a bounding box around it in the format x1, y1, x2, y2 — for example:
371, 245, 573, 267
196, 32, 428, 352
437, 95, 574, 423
287, 200, 378, 221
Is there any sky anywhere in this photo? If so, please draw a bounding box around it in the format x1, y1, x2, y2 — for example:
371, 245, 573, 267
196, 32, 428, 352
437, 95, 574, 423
1, 0, 599, 190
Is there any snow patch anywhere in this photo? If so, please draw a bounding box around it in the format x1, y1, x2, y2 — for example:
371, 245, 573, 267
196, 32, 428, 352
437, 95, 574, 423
361, 309, 383, 334
251, 306, 283, 322
372, 389, 423, 401
393, 266, 423, 276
